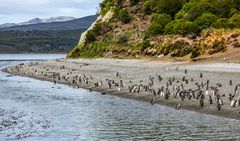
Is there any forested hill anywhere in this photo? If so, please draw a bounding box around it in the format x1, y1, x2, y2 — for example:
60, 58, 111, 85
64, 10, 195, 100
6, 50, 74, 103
68, 0, 240, 62
0, 15, 97, 53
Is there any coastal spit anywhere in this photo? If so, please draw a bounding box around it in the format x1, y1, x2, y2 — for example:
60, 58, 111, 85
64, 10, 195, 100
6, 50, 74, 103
3, 58, 240, 120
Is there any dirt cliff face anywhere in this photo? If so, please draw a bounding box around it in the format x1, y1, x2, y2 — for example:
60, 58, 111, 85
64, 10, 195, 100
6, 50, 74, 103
67, 0, 240, 62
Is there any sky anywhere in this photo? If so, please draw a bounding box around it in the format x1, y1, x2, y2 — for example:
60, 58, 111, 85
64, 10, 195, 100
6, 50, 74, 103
0, 0, 102, 24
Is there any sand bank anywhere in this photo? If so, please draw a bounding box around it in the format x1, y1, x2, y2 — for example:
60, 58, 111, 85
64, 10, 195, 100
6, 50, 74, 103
3, 58, 240, 120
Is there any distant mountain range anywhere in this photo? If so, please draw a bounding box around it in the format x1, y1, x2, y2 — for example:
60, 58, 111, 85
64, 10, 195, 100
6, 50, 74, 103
0, 15, 97, 31
0, 16, 76, 28
0, 15, 97, 53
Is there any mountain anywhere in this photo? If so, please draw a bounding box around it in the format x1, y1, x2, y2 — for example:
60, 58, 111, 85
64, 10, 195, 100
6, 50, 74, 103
67, 0, 240, 61
0, 16, 76, 28
0, 15, 97, 53
0, 15, 97, 31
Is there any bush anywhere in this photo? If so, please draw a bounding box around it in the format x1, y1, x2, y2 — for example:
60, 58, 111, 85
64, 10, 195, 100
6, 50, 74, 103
100, 0, 115, 15
136, 40, 151, 51
230, 13, 240, 28
155, 0, 182, 17
169, 40, 189, 57
130, 0, 139, 6
149, 14, 172, 35
176, 0, 237, 21
176, 2, 218, 21
191, 48, 201, 58
212, 18, 234, 28
85, 30, 96, 43
194, 13, 218, 30
164, 20, 200, 35
143, 1, 152, 15
208, 40, 227, 55
180, 45, 193, 57
118, 8, 132, 24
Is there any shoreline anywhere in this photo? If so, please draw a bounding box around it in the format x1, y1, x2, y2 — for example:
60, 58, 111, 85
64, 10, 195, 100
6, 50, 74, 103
3, 58, 240, 120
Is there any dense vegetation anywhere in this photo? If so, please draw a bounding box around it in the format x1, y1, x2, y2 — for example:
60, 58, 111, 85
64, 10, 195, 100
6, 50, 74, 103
68, 0, 240, 59
0, 30, 84, 53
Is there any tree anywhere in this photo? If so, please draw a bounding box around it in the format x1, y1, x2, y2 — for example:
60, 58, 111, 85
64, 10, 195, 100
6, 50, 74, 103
164, 20, 200, 35
195, 13, 218, 29
156, 0, 183, 17
212, 18, 234, 28
149, 14, 172, 35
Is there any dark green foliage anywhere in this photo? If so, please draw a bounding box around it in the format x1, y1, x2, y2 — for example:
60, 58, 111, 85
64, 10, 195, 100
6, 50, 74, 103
100, 0, 115, 15
143, 1, 152, 15
229, 8, 239, 17
155, 0, 183, 17
180, 45, 193, 57
0, 30, 82, 53
194, 13, 217, 29
176, 0, 238, 21
136, 40, 151, 51
149, 14, 172, 35
212, 18, 234, 28
230, 13, 240, 27
169, 40, 189, 57
191, 47, 201, 58
118, 8, 132, 24
176, 2, 218, 21
85, 30, 97, 43
164, 20, 200, 35
130, 0, 139, 5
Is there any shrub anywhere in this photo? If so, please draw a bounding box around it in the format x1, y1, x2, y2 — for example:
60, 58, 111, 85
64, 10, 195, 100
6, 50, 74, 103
155, 0, 183, 17
176, 0, 238, 21
169, 40, 189, 57
229, 8, 239, 17
191, 48, 201, 58
180, 45, 193, 57
100, 0, 115, 15
194, 13, 218, 30
143, 1, 152, 15
118, 8, 132, 24
85, 30, 96, 43
212, 18, 234, 28
149, 14, 172, 35
130, 0, 139, 6
136, 40, 151, 51
208, 40, 227, 55
176, 2, 218, 21
164, 20, 200, 35
230, 13, 240, 28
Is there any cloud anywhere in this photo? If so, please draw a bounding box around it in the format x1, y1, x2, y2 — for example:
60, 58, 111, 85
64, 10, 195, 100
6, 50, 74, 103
0, 0, 102, 24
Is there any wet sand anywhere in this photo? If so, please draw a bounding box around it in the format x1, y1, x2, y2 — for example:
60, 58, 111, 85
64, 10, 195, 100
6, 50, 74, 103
3, 58, 240, 120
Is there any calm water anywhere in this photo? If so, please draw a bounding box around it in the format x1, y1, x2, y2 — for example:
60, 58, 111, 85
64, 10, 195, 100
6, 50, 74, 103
0, 54, 240, 141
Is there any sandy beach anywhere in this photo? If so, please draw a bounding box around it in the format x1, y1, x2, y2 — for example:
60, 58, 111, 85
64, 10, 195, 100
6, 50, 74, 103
3, 58, 240, 120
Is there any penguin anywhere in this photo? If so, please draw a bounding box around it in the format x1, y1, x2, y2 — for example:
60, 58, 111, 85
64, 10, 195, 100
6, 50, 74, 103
230, 80, 233, 86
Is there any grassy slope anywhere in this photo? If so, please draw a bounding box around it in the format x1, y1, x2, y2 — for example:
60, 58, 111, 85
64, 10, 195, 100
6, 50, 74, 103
68, 0, 240, 62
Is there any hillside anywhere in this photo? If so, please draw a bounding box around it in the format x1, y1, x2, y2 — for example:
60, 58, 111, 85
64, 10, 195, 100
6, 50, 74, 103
0, 15, 97, 53
67, 0, 240, 62
0, 15, 96, 31
0, 16, 76, 28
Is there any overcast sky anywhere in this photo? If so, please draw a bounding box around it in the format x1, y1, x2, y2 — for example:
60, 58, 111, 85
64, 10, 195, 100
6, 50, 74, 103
0, 0, 102, 24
